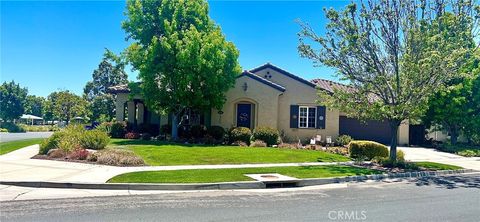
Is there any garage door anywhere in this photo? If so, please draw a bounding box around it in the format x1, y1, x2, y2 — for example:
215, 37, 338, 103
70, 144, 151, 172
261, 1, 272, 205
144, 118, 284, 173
339, 116, 392, 144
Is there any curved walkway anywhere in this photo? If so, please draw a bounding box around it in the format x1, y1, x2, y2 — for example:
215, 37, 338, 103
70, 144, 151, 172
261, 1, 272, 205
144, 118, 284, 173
0, 145, 348, 183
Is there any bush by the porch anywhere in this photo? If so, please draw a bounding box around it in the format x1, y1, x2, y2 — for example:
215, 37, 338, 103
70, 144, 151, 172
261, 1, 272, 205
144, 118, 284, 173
252, 126, 279, 146
229, 127, 252, 145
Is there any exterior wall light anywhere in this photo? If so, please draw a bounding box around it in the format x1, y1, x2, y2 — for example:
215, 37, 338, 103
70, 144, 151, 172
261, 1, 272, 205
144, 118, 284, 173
242, 82, 248, 91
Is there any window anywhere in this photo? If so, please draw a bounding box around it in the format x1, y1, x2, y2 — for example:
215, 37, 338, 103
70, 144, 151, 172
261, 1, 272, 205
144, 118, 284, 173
299, 106, 316, 128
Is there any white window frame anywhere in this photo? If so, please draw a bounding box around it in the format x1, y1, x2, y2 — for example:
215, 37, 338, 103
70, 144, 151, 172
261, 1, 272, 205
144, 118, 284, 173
299, 106, 316, 129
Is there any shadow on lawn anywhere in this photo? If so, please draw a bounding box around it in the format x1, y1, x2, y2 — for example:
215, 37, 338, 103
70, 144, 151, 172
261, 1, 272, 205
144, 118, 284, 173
109, 139, 232, 148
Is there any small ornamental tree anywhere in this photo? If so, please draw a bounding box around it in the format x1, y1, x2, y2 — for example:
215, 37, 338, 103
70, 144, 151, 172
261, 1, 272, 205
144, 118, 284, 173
123, 0, 241, 139
298, 0, 479, 161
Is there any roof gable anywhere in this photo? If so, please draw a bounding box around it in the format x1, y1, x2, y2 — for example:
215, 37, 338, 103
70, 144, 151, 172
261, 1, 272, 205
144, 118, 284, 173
249, 63, 317, 88
238, 71, 286, 92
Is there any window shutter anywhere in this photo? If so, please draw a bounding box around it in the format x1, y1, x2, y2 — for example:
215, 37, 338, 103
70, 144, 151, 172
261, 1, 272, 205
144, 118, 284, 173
290, 105, 299, 128
316, 106, 326, 129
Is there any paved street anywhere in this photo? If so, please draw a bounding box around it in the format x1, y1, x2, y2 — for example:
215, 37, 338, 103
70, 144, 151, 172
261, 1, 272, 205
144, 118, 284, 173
1, 173, 479, 222
0, 132, 53, 142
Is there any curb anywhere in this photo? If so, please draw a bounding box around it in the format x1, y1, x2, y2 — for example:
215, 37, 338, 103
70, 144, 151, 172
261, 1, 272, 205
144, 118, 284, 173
0, 169, 474, 190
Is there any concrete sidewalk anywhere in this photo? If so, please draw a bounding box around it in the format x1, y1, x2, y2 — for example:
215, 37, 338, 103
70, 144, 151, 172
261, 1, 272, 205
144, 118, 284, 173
0, 145, 346, 183
397, 146, 480, 171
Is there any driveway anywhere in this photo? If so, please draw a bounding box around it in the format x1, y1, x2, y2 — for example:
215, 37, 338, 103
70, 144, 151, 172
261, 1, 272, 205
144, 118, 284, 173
0, 132, 53, 142
397, 146, 480, 171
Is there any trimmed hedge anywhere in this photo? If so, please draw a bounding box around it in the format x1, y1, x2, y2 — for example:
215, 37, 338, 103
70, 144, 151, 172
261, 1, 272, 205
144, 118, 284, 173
252, 126, 279, 146
207, 125, 225, 140
348, 140, 388, 160
229, 127, 252, 145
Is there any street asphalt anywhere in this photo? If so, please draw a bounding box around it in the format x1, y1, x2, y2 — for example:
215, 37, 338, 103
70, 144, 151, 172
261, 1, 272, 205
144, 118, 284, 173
0, 132, 53, 142
1, 173, 479, 222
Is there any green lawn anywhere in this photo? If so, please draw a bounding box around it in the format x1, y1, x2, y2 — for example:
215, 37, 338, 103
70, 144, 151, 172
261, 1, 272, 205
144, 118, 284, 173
414, 162, 463, 170
109, 139, 350, 166
107, 165, 379, 183
0, 138, 45, 155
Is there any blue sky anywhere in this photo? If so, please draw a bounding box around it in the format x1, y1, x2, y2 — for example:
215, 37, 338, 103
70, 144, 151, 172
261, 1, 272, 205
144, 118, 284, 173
1, 1, 349, 97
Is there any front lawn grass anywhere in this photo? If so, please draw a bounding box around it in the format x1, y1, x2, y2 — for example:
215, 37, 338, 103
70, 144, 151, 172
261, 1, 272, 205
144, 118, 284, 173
414, 162, 463, 170
109, 139, 350, 166
0, 138, 44, 155
107, 165, 379, 183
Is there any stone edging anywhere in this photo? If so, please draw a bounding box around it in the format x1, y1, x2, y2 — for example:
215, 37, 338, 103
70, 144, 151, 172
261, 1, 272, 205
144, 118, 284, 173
0, 169, 474, 191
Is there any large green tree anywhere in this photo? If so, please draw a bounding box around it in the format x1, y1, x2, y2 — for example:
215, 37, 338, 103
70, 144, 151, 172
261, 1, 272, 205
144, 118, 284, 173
298, 0, 479, 161
0, 81, 28, 121
423, 55, 480, 144
45, 91, 88, 124
24, 95, 45, 118
84, 49, 128, 122
123, 0, 241, 139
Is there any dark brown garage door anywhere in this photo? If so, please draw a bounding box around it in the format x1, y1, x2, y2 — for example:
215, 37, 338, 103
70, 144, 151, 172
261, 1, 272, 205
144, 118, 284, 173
339, 116, 392, 144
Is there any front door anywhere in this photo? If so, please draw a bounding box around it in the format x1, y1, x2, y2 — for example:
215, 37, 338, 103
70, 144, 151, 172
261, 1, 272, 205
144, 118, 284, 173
236, 104, 252, 128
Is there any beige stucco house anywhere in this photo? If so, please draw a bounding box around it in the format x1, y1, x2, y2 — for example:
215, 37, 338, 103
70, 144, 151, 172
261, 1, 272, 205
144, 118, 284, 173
109, 63, 410, 145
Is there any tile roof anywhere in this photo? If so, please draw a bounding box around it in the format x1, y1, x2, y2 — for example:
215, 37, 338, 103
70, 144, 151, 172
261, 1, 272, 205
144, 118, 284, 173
310, 78, 354, 94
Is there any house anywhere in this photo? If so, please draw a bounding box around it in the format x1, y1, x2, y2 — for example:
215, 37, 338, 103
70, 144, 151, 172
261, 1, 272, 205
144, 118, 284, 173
108, 63, 410, 145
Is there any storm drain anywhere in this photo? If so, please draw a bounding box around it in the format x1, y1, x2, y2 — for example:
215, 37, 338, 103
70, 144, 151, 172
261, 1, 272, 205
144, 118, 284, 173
244, 173, 300, 189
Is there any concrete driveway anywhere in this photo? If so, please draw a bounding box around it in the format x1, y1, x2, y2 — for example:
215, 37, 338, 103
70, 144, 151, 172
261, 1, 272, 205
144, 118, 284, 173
0, 132, 53, 142
397, 146, 480, 171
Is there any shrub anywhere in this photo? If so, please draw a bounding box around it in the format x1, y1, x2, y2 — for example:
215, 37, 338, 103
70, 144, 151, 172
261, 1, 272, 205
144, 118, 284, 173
79, 130, 110, 150
160, 124, 172, 135
207, 126, 225, 140
125, 132, 140, 139
0, 128, 8, 132
40, 132, 66, 154
229, 127, 252, 145
96, 122, 112, 134
190, 125, 206, 139
67, 149, 90, 160
87, 152, 98, 162
95, 149, 145, 166
252, 127, 279, 146
141, 133, 152, 140
348, 140, 388, 160
47, 149, 67, 158
250, 140, 267, 147
0, 122, 26, 133
110, 122, 127, 138
396, 150, 405, 162
335, 135, 353, 146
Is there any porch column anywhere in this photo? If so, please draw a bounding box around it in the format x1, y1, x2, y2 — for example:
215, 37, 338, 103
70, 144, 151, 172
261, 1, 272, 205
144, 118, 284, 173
115, 101, 125, 122
127, 101, 136, 124
137, 103, 145, 125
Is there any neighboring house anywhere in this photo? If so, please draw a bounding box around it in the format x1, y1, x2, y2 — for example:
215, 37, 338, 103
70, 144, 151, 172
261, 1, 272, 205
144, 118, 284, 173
108, 63, 410, 145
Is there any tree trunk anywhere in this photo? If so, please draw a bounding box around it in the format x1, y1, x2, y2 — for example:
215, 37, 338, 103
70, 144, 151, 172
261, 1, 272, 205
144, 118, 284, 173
171, 114, 179, 140
450, 126, 458, 145
389, 121, 401, 162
